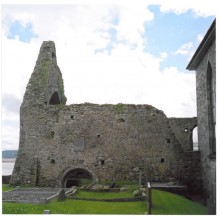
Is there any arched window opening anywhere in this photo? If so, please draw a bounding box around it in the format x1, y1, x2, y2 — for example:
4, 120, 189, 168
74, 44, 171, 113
49, 91, 60, 105
192, 126, 198, 151
207, 62, 216, 155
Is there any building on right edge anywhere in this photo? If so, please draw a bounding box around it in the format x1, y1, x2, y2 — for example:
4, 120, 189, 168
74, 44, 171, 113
187, 19, 216, 215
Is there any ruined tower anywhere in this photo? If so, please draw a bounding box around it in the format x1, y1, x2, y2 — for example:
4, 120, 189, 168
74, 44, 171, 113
23, 41, 67, 106
11, 41, 66, 185
11, 41, 201, 191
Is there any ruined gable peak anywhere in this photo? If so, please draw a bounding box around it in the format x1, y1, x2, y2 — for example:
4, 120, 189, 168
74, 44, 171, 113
22, 41, 67, 106
36, 41, 57, 65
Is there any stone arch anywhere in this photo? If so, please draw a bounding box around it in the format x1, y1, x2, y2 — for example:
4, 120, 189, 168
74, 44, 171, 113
61, 167, 96, 188
49, 91, 60, 105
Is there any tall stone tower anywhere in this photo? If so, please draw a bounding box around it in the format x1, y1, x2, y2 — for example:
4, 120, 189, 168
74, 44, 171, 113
11, 41, 66, 185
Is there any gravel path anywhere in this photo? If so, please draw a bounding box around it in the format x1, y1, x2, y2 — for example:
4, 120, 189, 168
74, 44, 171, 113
3, 187, 69, 203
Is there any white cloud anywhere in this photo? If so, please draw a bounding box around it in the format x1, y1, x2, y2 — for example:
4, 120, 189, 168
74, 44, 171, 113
159, 0, 216, 17
2, 108, 20, 150
160, 67, 196, 116
173, 42, 193, 56
115, 4, 154, 49
2, 36, 39, 98
1, 4, 204, 150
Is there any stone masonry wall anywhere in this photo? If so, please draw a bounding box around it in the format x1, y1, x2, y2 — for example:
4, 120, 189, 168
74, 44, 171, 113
11, 41, 201, 193
168, 118, 197, 151
195, 39, 216, 208
12, 102, 201, 188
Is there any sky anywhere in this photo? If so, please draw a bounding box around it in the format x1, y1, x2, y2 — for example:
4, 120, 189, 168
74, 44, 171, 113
1, 0, 217, 150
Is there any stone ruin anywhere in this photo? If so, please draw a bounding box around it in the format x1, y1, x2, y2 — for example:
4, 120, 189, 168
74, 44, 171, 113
11, 41, 201, 194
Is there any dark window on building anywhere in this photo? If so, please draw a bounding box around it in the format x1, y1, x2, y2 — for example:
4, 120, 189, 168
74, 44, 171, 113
207, 62, 216, 155
166, 139, 170, 143
97, 135, 101, 138
51, 159, 55, 164
118, 118, 125, 122
51, 131, 55, 139
161, 158, 165, 163
52, 52, 56, 58
100, 160, 105, 165
71, 115, 74, 119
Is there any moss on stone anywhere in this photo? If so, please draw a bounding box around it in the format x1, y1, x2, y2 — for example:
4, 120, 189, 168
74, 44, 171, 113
29, 60, 51, 96
114, 103, 124, 113
58, 75, 67, 105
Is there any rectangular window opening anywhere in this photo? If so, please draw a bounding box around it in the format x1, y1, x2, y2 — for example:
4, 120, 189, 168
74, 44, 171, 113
50, 159, 55, 164
161, 158, 165, 163
118, 118, 125, 122
51, 131, 55, 139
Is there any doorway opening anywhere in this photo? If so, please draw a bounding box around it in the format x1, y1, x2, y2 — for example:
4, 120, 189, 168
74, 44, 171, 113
63, 168, 93, 188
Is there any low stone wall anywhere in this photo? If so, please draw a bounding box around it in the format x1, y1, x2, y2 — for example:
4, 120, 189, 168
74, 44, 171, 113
80, 188, 121, 192
68, 196, 146, 202
68, 187, 145, 202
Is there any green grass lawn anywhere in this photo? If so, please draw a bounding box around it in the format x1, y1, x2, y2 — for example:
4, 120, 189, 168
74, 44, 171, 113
152, 189, 208, 215
2, 186, 208, 215
2, 184, 15, 192
3, 199, 146, 214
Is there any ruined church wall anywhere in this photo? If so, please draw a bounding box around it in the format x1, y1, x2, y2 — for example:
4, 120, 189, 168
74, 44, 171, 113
51, 103, 183, 186
168, 117, 197, 151
12, 102, 201, 188
11, 41, 202, 192
11, 99, 202, 188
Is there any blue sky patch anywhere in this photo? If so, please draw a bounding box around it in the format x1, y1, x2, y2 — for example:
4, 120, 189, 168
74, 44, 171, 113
144, 5, 215, 71
7, 20, 38, 43
95, 27, 117, 55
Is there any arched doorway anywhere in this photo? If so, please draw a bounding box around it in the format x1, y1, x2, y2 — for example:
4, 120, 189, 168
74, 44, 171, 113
62, 168, 94, 188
